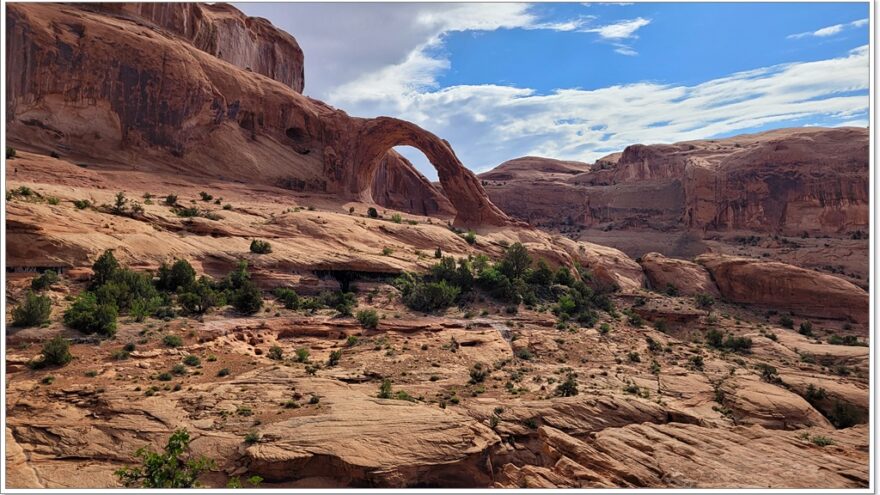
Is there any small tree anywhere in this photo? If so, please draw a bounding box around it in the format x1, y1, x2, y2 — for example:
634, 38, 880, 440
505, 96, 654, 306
274, 288, 300, 310
112, 192, 128, 215
367, 207, 379, 218
356, 309, 379, 329
115, 429, 214, 488
157, 259, 196, 292
232, 281, 263, 315
434, 247, 442, 259
268, 345, 283, 361
12, 291, 51, 327
92, 249, 119, 287
556, 373, 579, 397
498, 243, 531, 280
40, 335, 72, 367
327, 350, 342, 366
377, 378, 393, 399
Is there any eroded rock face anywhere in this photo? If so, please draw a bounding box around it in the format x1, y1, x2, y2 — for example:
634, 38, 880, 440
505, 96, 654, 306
480, 127, 868, 235
697, 254, 869, 323
639, 252, 719, 297
370, 150, 454, 217
90, 3, 305, 92
5, 3, 509, 228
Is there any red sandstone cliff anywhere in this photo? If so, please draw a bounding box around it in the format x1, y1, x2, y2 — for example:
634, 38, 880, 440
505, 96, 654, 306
480, 127, 868, 236
4, 2, 505, 227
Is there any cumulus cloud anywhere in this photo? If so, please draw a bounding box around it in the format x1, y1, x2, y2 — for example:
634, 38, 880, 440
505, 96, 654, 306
333, 45, 869, 177
788, 18, 868, 39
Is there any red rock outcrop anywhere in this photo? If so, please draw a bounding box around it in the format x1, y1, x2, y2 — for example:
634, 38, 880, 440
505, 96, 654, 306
88, 3, 305, 92
638, 252, 719, 297
371, 150, 455, 217
480, 127, 868, 235
696, 254, 869, 323
4, 2, 509, 228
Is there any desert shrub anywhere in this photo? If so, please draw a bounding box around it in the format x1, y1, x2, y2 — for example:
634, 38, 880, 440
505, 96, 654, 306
178, 278, 223, 315
73, 199, 91, 209
664, 283, 679, 296
319, 290, 357, 316
31, 270, 60, 291
273, 287, 300, 310
463, 231, 476, 245
356, 309, 379, 329
689, 355, 704, 371
164, 194, 178, 205
295, 347, 310, 363
628, 351, 641, 363
249, 239, 272, 254
377, 379, 393, 399
556, 373, 578, 397
498, 242, 531, 280
469, 363, 489, 383
163, 334, 183, 348
779, 315, 794, 329
95, 268, 160, 313
268, 345, 283, 361
115, 429, 214, 488
157, 259, 196, 292
199, 192, 213, 201
434, 247, 442, 258
63, 292, 117, 337
401, 280, 460, 312
827, 334, 865, 346
811, 435, 834, 447
798, 321, 813, 336
217, 368, 230, 377
367, 207, 378, 218
694, 293, 715, 311
757, 363, 780, 383
183, 355, 200, 366
6, 146, 16, 159
13, 291, 52, 327
231, 281, 263, 315
327, 350, 342, 366
554, 267, 575, 286
40, 335, 72, 367
391, 213, 402, 223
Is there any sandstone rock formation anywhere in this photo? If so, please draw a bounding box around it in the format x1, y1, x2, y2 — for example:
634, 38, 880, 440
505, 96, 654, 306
5, 2, 509, 227
88, 3, 305, 92
481, 127, 868, 236
639, 252, 719, 297
697, 254, 869, 323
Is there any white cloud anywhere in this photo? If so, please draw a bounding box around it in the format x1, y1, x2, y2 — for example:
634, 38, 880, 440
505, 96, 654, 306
788, 18, 868, 39
333, 45, 869, 178
583, 17, 650, 39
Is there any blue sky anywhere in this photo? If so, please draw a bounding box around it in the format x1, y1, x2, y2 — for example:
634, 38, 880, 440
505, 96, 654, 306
236, 2, 870, 179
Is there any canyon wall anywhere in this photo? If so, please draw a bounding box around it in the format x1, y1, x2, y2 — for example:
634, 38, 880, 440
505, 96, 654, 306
480, 127, 868, 236
4, 2, 507, 227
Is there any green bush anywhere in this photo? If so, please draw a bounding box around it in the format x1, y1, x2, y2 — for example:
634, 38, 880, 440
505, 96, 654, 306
798, 321, 813, 336
391, 213, 403, 223
463, 231, 477, 245
183, 355, 200, 366
319, 291, 356, 316
6, 146, 16, 159
178, 280, 223, 315
327, 350, 342, 366
164, 194, 178, 206
556, 373, 578, 397
92, 249, 119, 286
469, 363, 489, 383
157, 259, 196, 292
31, 270, 60, 291
232, 281, 263, 315
694, 293, 715, 311
779, 315, 794, 329
63, 292, 117, 336
199, 192, 213, 202
95, 268, 160, 313
250, 239, 272, 254
74, 199, 91, 209
40, 335, 72, 367
268, 345, 283, 361
367, 207, 378, 218
356, 309, 379, 329
377, 378, 393, 399
115, 429, 214, 488
13, 291, 52, 327
163, 335, 183, 348
295, 347, 310, 363
402, 280, 460, 312
273, 287, 300, 309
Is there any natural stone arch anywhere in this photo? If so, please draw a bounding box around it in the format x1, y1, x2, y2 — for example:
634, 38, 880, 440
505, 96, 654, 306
345, 117, 512, 228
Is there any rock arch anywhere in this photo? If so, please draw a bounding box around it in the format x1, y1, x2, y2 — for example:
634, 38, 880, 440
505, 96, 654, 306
344, 117, 512, 228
